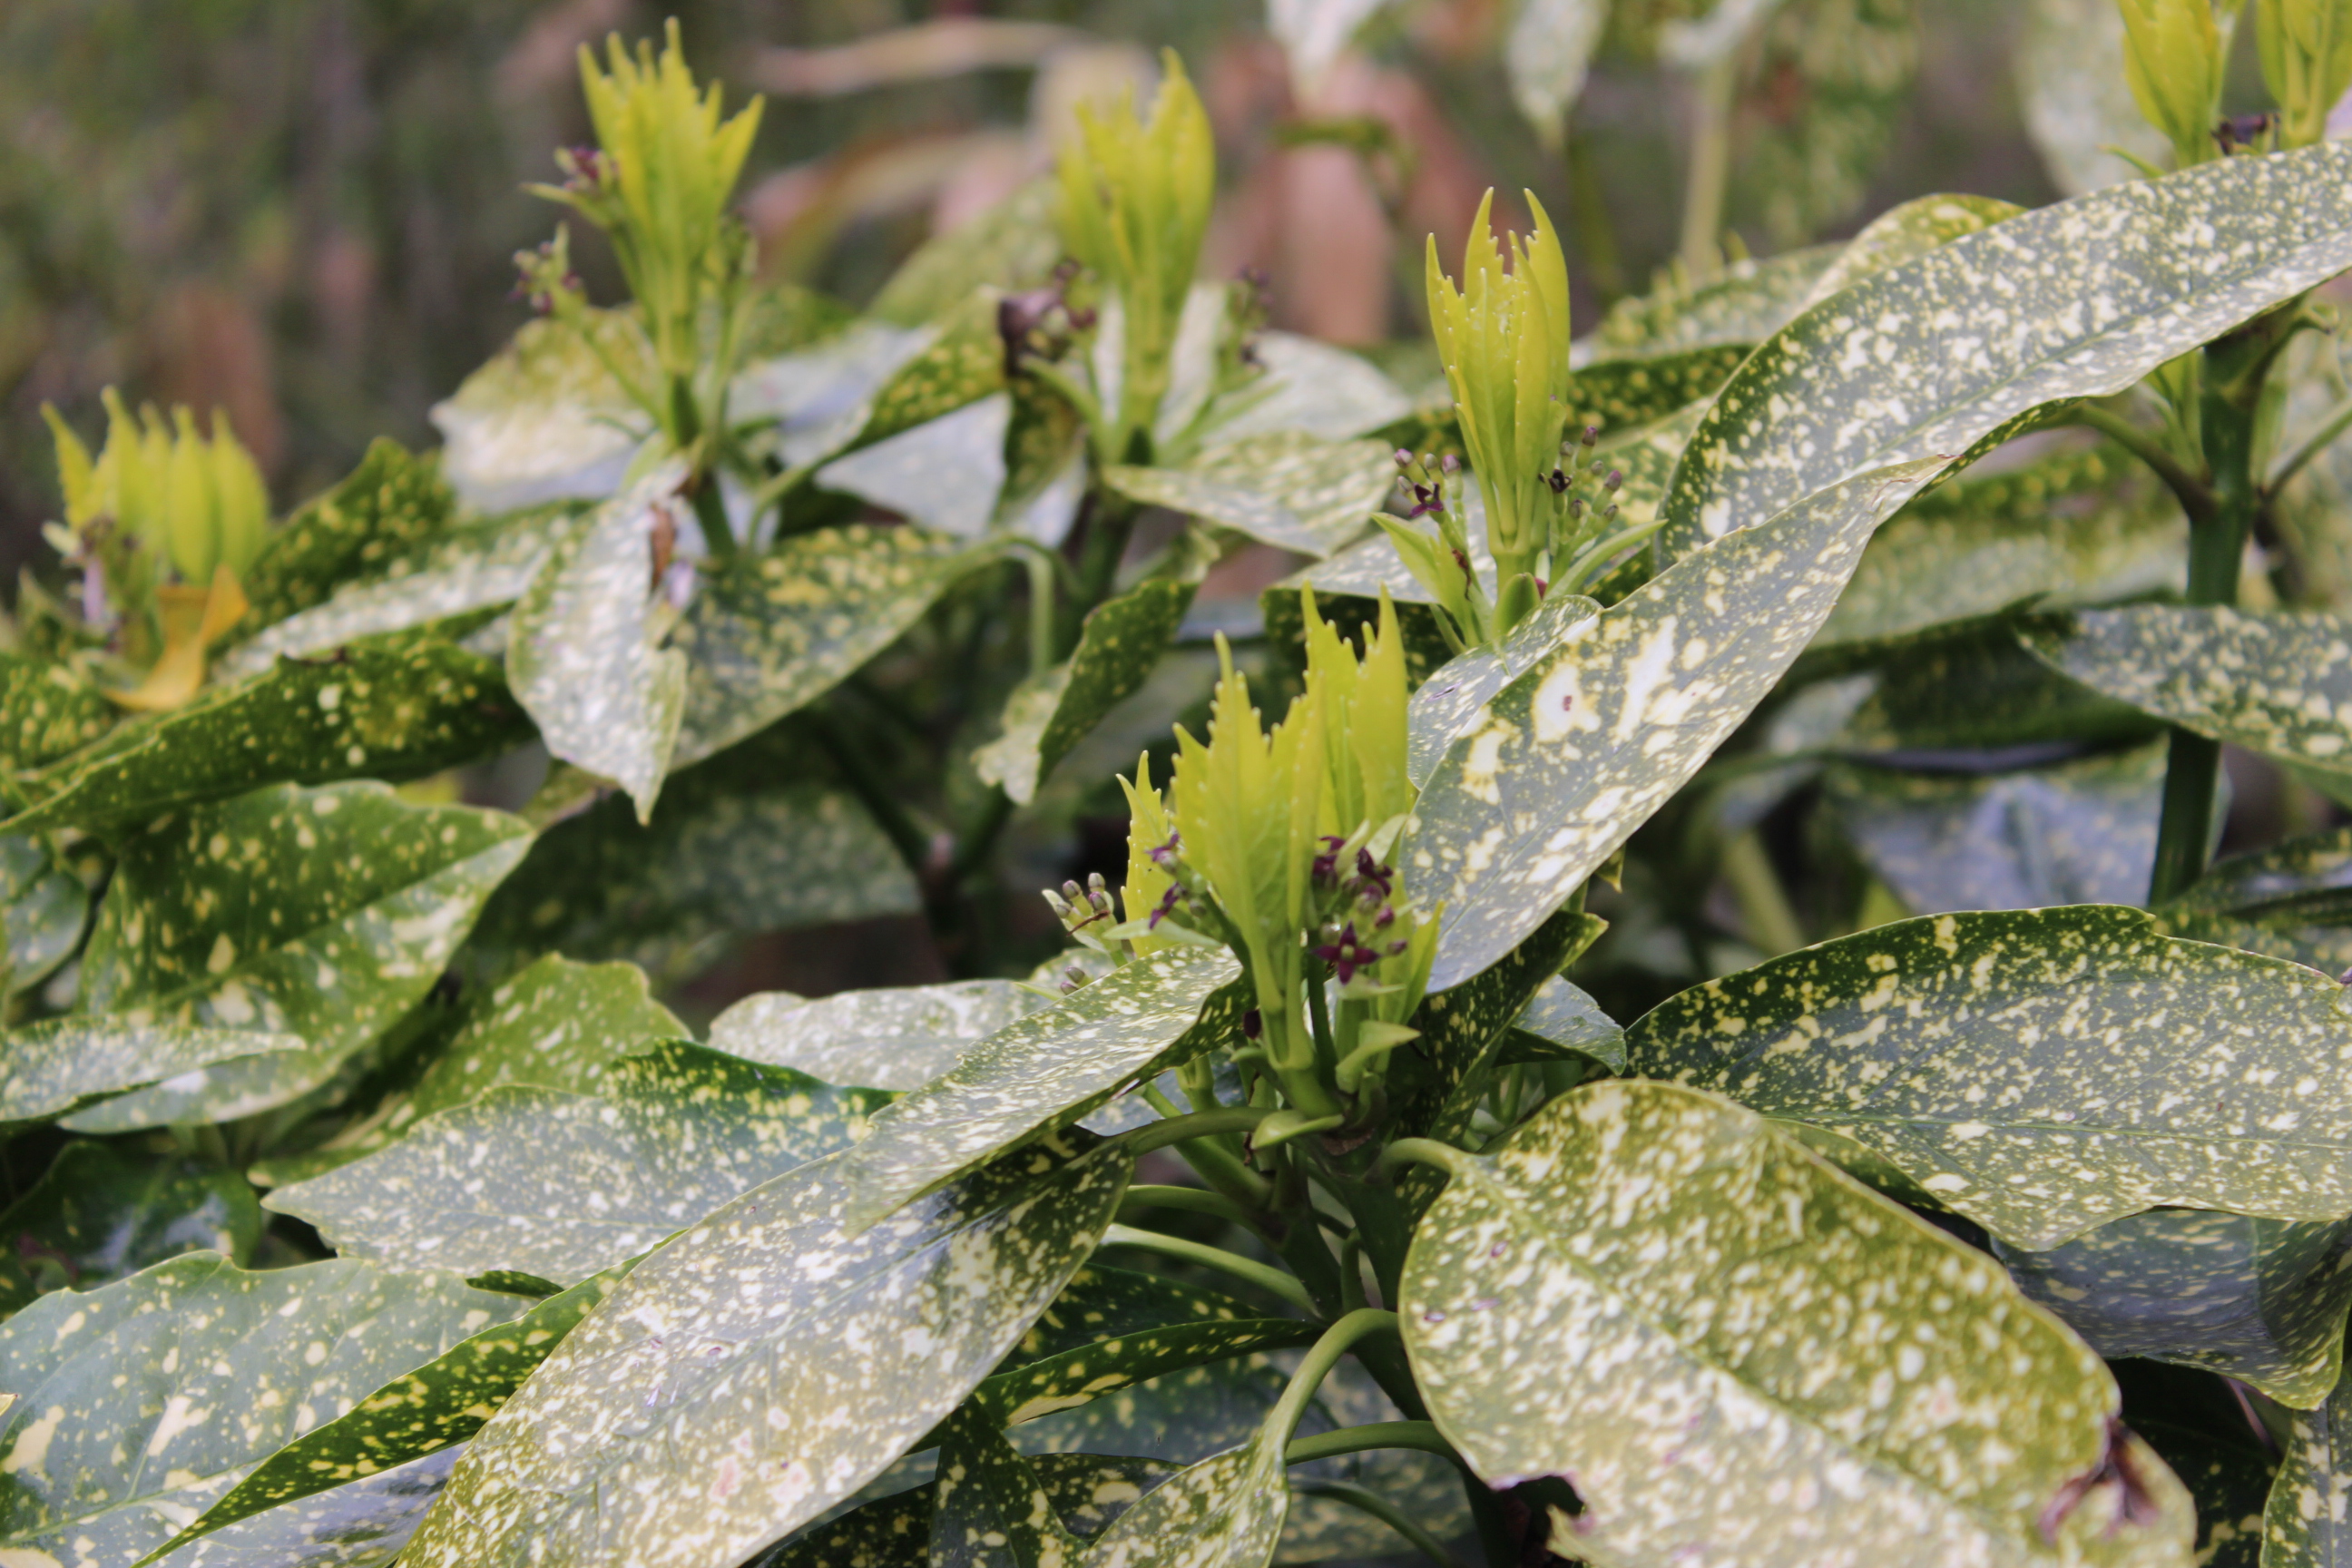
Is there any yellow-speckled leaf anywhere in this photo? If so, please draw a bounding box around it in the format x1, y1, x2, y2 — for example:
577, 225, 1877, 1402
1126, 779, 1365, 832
2171, 826, 2352, 925
401, 1134, 1131, 1568
231, 438, 458, 638
506, 470, 688, 822
256, 952, 686, 1183
1804, 194, 2027, 309
2, 639, 531, 838
1405, 591, 1602, 789
975, 578, 1197, 806
60, 781, 527, 1131
1103, 434, 1394, 557
1587, 245, 1838, 358
0, 833, 88, 998
1625, 906, 2352, 1249
2021, 607, 2352, 786
1559, 347, 1746, 432
1824, 745, 2167, 915
0, 655, 119, 771
1815, 442, 2180, 653
266, 1038, 891, 1286
760, 1452, 1176, 1568
671, 524, 974, 766
0, 1253, 522, 1568
1410, 457, 1948, 992
1504, 970, 1625, 1073
710, 980, 1044, 1092
870, 180, 1063, 328
1734, 0, 1919, 246
0, 1142, 262, 1318
1995, 1208, 2352, 1407
2268, 1365, 2352, 1563
0, 1016, 305, 1125
427, 309, 653, 513
1073, 1437, 1289, 1568
832, 949, 1241, 1231
1402, 1080, 2195, 1568
1662, 143, 2352, 557
152, 1442, 463, 1568
148, 1266, 633, 1563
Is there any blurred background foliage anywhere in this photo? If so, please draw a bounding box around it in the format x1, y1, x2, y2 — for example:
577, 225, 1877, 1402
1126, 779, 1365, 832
6, 0, 2148, 578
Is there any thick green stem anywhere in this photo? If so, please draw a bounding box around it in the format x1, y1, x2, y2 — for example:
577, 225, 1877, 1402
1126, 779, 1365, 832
1101, 1222, 1317, 1314
689, 470, 736, 557
2070, 405, 2216, 523
1118, 1106, 1275, 1156
1117, 1183, 1263, 1232
1267, 1310, 1401, 1444
1677, 52, 1740, 279
2148, 343, 2267, 904
1283, 1420, 1456, 1467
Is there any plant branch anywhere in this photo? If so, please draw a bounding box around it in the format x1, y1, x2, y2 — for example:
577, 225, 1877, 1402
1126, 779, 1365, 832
1101, 1222, 1317, 1314
1290, 1482, 1472, 1568
1282, 1419, 1455, 1466
2068, 405, 2216, 522
1676, 52, 1740, 279
1117, 1106, 1276, 1156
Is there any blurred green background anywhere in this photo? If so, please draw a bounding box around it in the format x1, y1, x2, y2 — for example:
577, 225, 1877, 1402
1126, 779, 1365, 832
1, 0, 2119, 584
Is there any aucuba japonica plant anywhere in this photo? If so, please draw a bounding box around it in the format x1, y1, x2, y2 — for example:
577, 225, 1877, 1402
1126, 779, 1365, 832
18, 7, 2352, 1568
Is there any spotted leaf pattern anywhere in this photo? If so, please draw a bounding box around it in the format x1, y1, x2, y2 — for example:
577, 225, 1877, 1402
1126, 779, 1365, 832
2268, 1367, 2352, 1565
266, 1039, 891, 1285
1625, 906, 2352, 1248
399, 1134, 1131, 1568
1409, 457, 1948, 992
830, 949, 1241, 1232
1994, 1208, 2352, 1407
232, 438, 456, 637
59, 781, 530, 1131
0, 1142, 262, 1318
1401, 1080, 2195, 1568
152, 1444, 463, 1568
975, 578, 1197, 806
0, 1253, 521, 1568
1072, 1436, 1289, 1568
0, 655, 117, 770
1102, 435, 1394, 557
760, 1452, 1175, 1568
1588, 246, 1838, 358
1661, 143, 2352, 556
710, 979, 1044, 1092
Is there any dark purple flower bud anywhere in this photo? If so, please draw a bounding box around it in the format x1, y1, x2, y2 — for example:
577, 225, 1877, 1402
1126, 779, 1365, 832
1547, 468, 1568, 494
1148, 830, 1182, 867
1241, 1009, 1263, 1041
1148, 882, 1186, 929
1374, 904, 1396, 929
1395, 447, 1415, 468
1602, 469, 1622, 493
1582, 425, 1600, 447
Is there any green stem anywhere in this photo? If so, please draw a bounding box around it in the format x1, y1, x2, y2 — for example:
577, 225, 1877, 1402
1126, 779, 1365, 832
1268, 1310, 1401, 1445
1117, 1107, 1276, 1157
1101, 1222, 1318, 1314
1383, 1137, 1481, 1181
1117, 1183, 1262, 1232
1721, 830, 1803, 956
689, 469, 736, 557
2070, 405, 2217, 522
1282, 1418, 1454, 1467
1069, 492, 1141, 643
1289, 1481, 1472, 1568
2269, 397, 2352, 494
1677, 52, 1740, 279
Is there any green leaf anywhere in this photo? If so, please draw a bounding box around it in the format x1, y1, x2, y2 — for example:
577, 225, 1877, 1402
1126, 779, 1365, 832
969, 1316, 1322, 1430
2170, 827, 2352, 924
0, 1252, 524, 1567
2133, 1418, 2269, 1568
853, 291, 1008, 451
1008, 1264, 1275, 1365
466, 730, 917, 975
0, 1142, 261, 1318
671, 524, 974, 767
1624, 906, 2352, 1248
427, 309, 652, 512
1072, 1438, 1290, 1568
265, 1039, 891, 1286
2014, 0, 2170, 196
1822, 618, 2161, 751
1815, 441, 2180, 653
1662, 143, 2352, 557
1588, 244, 1838, 358
1404, 590, 1602, 789
1560, 346, 1746, 432
154, 1266, 632, 1558
929, 1411, 1083, 1568
58, 781, 530, 1131
816, 393, 1012, 538
2268, 1362, 2352, 1564
1401, 1079, 2194, 1567
2, 640, 532, 838
710, 979, 1044, 1091
0, 832, 88, 996
871, 180, 1063, 328
1823, 745, 2166, 915
233, 438, 457, 636
2022, 607, 2352, 788
505, 472, 688, 822
974, 578, 1197, 806
219, 507, 585, 680
1503, 971, 1625, 1073
1733, 0, 1919, 246
149, 1443, 464, 1568
734, 320, 936, 469
1196, 332, 1412, 446
1803, 194, 2027, 309
400, 1133, 1132, 1568
255, 952, 685, 1182
829, 949, 1240, 1232
1994, 1208, 2352, 1407
0, 1016, 305, 1124
0, 654, 116, 770
759, 1453, 1175, 1568
1507, 0, 1611, 136
1410, 456, 1948, 992
1102, 435, 1395, 557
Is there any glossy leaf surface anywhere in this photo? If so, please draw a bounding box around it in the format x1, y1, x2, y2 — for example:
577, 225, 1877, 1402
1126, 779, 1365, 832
0, 1142, 261, 1317
709, 979, 1043, 1091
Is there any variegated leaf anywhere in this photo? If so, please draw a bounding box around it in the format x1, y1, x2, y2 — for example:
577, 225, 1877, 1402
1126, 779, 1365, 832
1103, 434, 1393, 557
1201, 333, 1412, 446
0, 654, 115, 771
266, 1039, 890, 1285
1585, 245, 1837, 358
1734, 0, 1919, 246
2021, 606, 2352, 788
1662, 143, 2352, 557
1409, 457, 1947, 992
1507, 0, 1611, 137
0, 1017, 305, 1125
760, 1453, 1174, 1568
1560, 347, 1745, 432
710, 979, 1044, 1092
0, 833, 89, 996
0, 1142, 261, 1318
832, 948, 1241, 1231
733, 320, 935, 469
505, 471, 689, 822
2269, 1368, 2352, 1564
232, 438, 456, 637
1504, 971, 1624, 1073
0, 1254, 522, 1568
1405, 590, 1602, 789
3, 640, 530, 838
1803, 194, 2026, 309
1995, 1208, 2352, 1407
400, 1135, 1131, 1568
1073, 1437, 1289, 1568
2014, 0, 2170, 196
60, 782, 530, 1131
153, 1444, 462, 1568
815, 392, 1011, 538
1401, 1080, 2194, 1568
671, 524, 974, 766
427, 310, 654, 513
975, 578, 1196, 806
1625, 906, 2352, 1249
